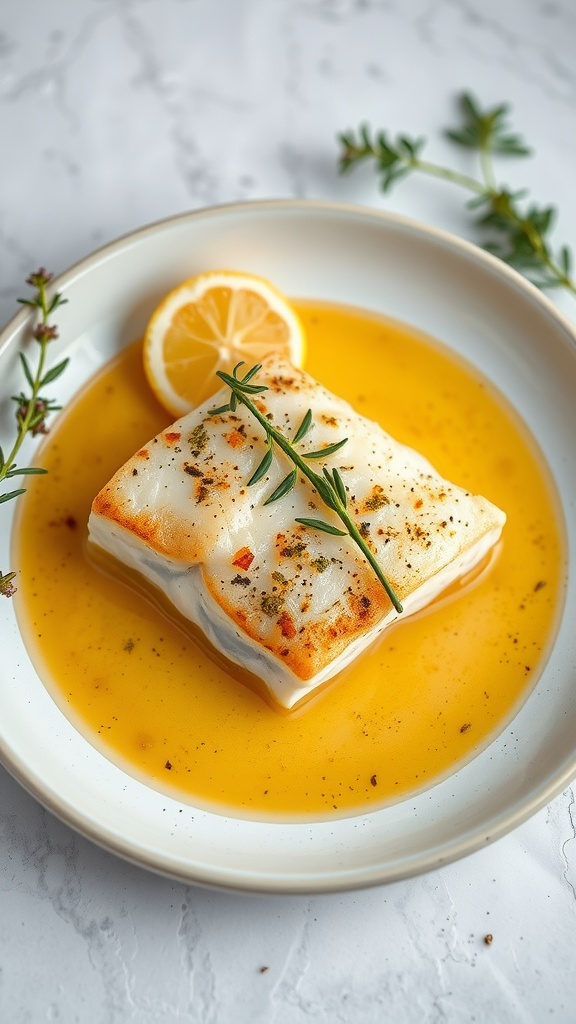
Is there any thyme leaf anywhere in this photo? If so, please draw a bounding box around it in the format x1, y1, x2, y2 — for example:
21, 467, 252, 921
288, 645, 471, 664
325, 466, 347, 507
263, 468, 297, 506
338, 91, 576, 298
293, 408, 313, 444
294, 517, 347, 537
247, 444, 273, 486
302, 438, 349, 460
0, 488, 26, 505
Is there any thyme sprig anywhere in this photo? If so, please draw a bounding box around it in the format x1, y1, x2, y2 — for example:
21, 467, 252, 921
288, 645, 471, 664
338, 92, 575, 296
0, 269, 68, 598
209, 362, 403, 613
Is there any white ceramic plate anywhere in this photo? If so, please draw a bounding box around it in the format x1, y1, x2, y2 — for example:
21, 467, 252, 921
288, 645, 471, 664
1, 200, 575, 894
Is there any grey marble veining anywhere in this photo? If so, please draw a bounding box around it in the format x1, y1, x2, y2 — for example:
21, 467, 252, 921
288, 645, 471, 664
1, 0, 576, 1020
2, 767, 576, 1018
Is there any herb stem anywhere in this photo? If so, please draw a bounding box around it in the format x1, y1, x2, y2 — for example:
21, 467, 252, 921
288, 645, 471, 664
338, 92, 576, 297
479, 135, 497, 192
1, 341, 48, 485
405, 158, 576, 292
407, 157, 485, 196
1, 270, 68, 599
213, 368, 403, 614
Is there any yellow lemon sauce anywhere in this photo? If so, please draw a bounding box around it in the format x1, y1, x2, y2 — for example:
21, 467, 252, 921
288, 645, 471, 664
14, 301, 564, 819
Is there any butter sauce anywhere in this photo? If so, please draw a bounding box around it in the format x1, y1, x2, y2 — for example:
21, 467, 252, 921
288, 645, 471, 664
14, 302, 564, 819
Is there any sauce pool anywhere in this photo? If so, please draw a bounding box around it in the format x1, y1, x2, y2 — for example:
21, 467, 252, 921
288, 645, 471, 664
14, 301, 564, 819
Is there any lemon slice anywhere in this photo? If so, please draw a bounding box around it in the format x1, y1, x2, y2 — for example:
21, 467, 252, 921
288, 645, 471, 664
143, 270, 306, 415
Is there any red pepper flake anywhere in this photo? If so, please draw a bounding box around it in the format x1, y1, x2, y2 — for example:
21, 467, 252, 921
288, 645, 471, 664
136, 448, 150, 459
414, 498, 423, 509
232, 547, 254, 570
277, 611, 296, 639
164, 431, 181, 445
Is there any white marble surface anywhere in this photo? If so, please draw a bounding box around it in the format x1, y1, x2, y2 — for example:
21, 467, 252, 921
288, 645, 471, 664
1, 1, 576, 1021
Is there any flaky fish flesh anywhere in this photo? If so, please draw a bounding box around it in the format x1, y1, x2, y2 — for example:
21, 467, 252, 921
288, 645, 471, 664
88, 353, 506, 708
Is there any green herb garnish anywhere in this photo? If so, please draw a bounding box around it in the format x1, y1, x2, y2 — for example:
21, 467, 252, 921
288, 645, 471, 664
209, 363, 403, 613
338, 92, 575, 297
0, 269, 68, 598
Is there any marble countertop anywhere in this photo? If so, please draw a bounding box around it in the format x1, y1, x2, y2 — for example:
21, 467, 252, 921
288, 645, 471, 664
1, 1, 576, 1021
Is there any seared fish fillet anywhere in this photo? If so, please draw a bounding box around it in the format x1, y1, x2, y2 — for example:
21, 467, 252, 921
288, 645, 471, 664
88, 353, 505, 708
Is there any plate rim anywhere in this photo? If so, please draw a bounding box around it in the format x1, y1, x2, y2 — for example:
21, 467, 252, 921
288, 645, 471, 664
1, 197, 575, 894
2, 197, 576, 350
